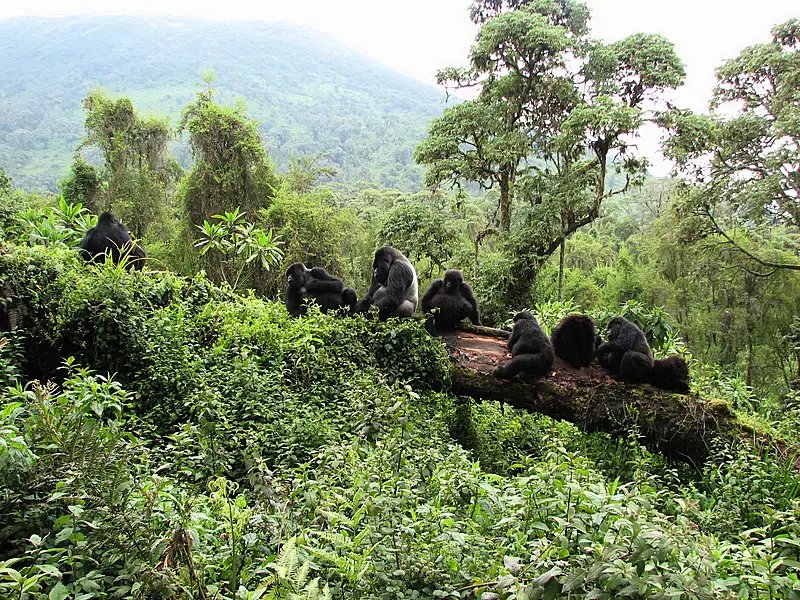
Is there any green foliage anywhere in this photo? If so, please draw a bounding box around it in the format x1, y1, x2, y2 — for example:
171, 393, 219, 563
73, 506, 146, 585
194, 208, 284, 292
376, 201, 459, 278
79, 89, 174, 238
261, 187, 369, 296
661, 18, 800, 273
10, 196, 96, 249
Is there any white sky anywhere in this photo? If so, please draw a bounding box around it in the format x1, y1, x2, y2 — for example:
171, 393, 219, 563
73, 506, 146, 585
1, 0, 797, 175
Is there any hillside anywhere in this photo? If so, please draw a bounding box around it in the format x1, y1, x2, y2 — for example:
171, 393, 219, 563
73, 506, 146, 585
0, 16, 446, 192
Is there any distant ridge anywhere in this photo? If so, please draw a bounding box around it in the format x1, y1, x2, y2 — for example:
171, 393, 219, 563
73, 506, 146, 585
0, 15, 446, 191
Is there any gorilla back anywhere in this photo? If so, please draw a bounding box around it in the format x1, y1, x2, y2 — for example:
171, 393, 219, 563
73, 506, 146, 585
357, 247, 418, 320
493, 312, 554, 379
78, 212, 146, 271
551, 314, 596, 368
421, 269, 481, 331
650, 356, 690, 394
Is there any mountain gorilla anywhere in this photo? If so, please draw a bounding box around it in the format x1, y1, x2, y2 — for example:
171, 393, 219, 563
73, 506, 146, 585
493, 312, 554, 380
421, 269, 481, 332
551, 314, 596, 369
78, 212, 146, 270
649, 356, 690, 394
355, 247, 418, 320
596, 317, 654, 384
285, 262, 357, 317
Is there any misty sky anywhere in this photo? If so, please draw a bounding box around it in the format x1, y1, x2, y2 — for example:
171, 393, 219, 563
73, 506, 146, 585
1, 0, 797, 174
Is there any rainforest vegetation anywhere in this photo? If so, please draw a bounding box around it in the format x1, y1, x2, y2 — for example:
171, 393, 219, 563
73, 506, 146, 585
2, 1, 800, 598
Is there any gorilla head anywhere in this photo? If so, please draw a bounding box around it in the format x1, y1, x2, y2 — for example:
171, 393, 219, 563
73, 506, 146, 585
443, 269, 464, 293
286, 262, 309, 293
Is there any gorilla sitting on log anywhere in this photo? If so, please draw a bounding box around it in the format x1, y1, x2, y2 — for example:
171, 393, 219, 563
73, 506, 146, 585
551, 314, 596, 369
78, 212, 146, 271
493, 312, 554, 380
421, 269, 481, 332
649, 356, 690, 394
285, 262, 357, 317
596, 317, 654, 384
355, 247, 418, 320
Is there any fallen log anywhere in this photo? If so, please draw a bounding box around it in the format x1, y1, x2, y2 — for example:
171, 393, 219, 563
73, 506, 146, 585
441, 327, 742, 465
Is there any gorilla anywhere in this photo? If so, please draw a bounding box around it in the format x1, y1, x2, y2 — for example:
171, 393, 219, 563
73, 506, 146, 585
649, 356, 690, 394
493, 312, 554, 380
421, 269, 481, 332
355, 247, 418, 320
596, 317, 654, 384
551, 314, 596, 369
78, 212, 146, 271
285, 262, 357, 317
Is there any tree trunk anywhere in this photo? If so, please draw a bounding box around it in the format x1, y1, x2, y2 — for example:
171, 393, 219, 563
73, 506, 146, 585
558, 240, 565, 301
499, 170, 511, 232
439, 326, 744, 465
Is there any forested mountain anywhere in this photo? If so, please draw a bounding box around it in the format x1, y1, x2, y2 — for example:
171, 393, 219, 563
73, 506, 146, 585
0, 16, 446, 191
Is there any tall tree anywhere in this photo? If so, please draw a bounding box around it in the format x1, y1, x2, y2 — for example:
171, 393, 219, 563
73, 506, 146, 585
417, 0, 684, 301
178, 76, 279, 284
660, 19, 800, 274
179, 81, 278, 232
79, 90, 172, 238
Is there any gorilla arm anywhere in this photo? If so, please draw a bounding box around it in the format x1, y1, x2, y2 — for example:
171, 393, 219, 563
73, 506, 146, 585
461, 282, 481, 325
374, 261, 414, 318
420, 279, 443, 313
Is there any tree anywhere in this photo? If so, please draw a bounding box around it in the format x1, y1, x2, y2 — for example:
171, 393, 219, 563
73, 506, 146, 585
376, 202, 459, 278
660, 19, 800, 274
79, 90, 172, 238
418, 0, 684, 302
416, 4, 580, 231
179, 82, 278, 232
194, 208, 284, 292
178, 77, 279, 285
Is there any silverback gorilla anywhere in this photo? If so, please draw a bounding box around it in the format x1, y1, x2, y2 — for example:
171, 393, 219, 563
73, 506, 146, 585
551, 314, 596, 369
596, 317, 654, 384
493, 312, 554, 380
356, 247, 418, 320
78, 212, 146, 270
421, 269, 481, 332
285, 262, 357, 317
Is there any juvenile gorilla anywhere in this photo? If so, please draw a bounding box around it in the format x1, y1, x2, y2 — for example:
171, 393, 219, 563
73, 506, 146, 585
356, 247, 418, 320
78, 212, 146, 270
493, 312, 554, 380
649, 356, 690, 394
551, 314, 596, 369
596, 317, 654, 384
421, 269, 481, 331
285, 262, 357, 317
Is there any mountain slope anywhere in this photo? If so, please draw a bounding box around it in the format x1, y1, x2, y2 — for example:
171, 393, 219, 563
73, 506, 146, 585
0, 16, 446, 191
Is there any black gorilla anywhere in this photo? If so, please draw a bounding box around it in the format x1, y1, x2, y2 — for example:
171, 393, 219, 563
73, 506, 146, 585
78, 212, 146, 270
649, 356, 690, 394
285, 262, 357, 317
596, 317, 654, 384
421, 269, 481, 332
355, 247, 418, 320
551, 314, 596, 369
493, 312, 554, 380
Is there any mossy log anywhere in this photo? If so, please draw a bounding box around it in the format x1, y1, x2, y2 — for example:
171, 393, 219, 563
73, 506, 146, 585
441, 326, 742, 465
